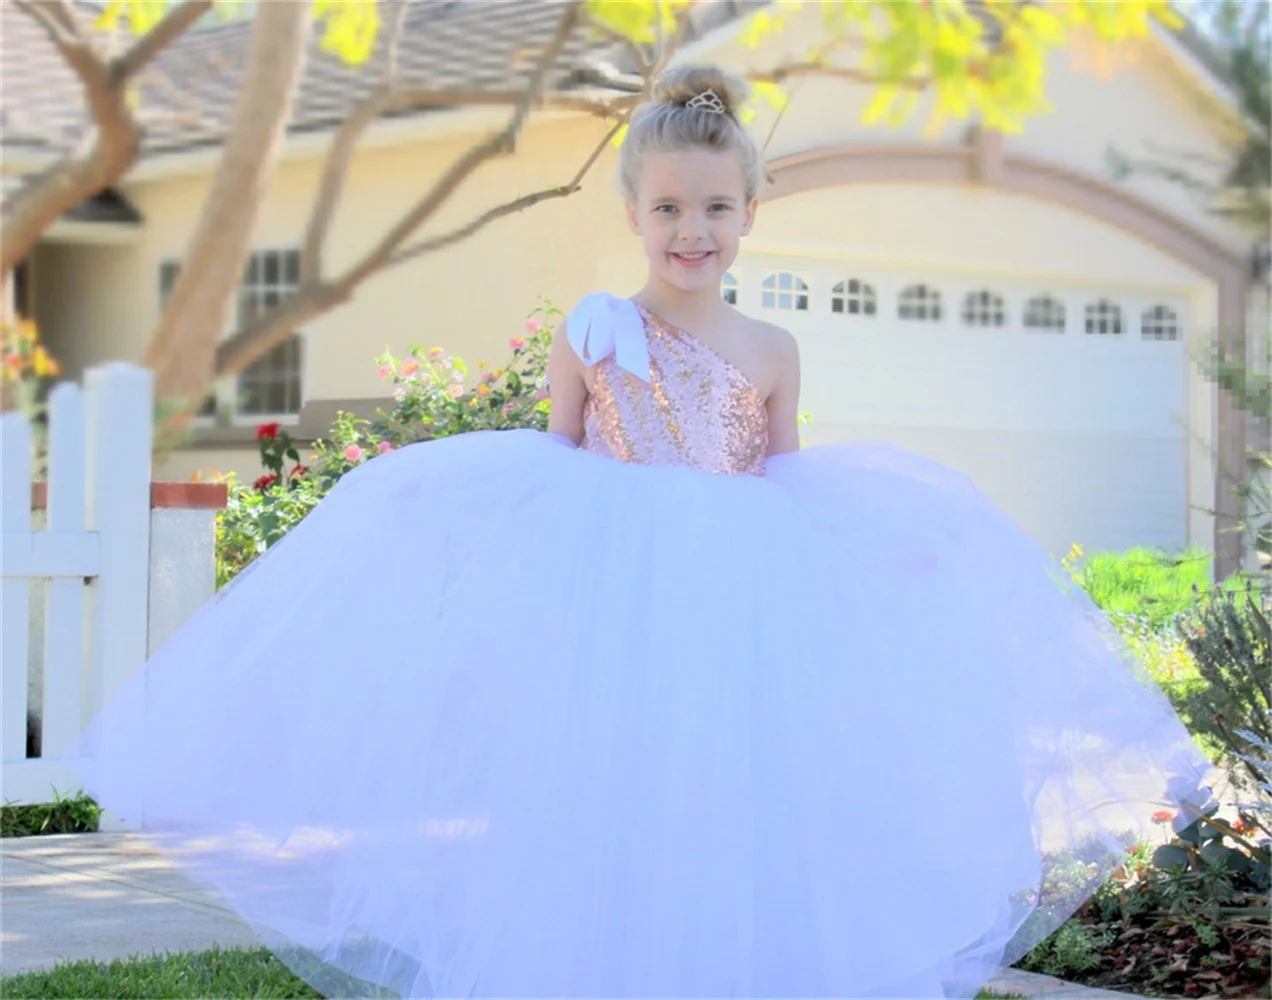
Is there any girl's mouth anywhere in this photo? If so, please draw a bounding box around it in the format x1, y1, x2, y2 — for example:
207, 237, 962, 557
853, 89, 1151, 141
670, 250, 714, 269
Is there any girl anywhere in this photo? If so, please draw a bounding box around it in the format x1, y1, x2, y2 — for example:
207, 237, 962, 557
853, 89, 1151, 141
75, 66, 1214, 999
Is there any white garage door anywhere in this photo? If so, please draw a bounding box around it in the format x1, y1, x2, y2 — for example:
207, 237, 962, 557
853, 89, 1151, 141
730, 253, 1190, 559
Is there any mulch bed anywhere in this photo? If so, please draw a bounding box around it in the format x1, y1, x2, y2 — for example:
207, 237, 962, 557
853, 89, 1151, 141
1045, 895, 1269, 998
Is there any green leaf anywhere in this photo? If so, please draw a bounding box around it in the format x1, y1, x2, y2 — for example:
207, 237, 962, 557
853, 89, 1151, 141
586, 0, 658, 43
1151, 843, 1191, 870
752, 80, 789, 112
314, 0, 380, 66
862, 85, 898, 125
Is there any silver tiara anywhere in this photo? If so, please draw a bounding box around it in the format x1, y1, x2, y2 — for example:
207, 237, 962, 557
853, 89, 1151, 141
685, 89, 727, 115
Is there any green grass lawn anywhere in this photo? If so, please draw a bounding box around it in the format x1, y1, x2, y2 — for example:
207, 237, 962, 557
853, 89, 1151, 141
0, 946, 1026, 998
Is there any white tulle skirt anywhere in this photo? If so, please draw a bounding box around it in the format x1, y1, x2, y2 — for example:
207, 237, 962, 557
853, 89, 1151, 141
71, 430, 1213, 999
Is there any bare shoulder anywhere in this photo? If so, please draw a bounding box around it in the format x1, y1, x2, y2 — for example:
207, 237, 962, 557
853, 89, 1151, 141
733, 312, 793, 351
735, 312, 798, 371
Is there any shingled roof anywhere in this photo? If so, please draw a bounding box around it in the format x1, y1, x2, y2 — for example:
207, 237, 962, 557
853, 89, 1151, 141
0, 0, 762, 160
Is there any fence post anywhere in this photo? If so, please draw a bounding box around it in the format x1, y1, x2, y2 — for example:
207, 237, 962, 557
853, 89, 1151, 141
42, 382, 87, 757
1, 413, 32, 762
83, 363, 152, 827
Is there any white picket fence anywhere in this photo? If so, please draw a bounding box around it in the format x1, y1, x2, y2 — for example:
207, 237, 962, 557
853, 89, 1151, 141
1, 362, 220, 812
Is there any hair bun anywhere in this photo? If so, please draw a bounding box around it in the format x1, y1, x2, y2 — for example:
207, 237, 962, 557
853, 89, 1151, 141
652, 64, 749, 118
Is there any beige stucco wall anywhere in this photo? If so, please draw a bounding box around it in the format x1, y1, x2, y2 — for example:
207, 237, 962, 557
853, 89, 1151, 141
27, 8, 1250, 494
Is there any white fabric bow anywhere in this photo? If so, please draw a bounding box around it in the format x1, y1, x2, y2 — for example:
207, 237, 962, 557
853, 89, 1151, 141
566, 292, 651, 383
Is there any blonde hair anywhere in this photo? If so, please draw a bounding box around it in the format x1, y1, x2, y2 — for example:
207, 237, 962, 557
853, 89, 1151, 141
618, 64, 764, 203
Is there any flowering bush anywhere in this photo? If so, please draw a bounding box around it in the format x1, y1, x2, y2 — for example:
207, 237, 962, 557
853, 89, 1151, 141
2, 317, 62, 478
215, 302, 558, 586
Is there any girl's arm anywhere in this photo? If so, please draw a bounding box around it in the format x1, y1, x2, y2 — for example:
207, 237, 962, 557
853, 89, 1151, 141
547, 320, 588, 445
766, 327, 802, 456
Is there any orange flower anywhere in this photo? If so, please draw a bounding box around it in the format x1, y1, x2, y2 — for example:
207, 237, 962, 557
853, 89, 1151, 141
1150, 810, 1173, 824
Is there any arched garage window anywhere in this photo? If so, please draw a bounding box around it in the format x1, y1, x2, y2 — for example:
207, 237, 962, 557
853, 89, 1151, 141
962, 289, 1005, 327
1085, 299, 1125, 336
761, 272, 809, 311
1141, 305, 1180, 341
831, 279, 876, 317
1024, 294, 1066, 333
722, 272, 738, 305
898, 283, 943, 322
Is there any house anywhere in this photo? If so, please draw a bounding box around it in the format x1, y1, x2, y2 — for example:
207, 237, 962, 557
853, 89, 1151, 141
1, 0, 1259, 565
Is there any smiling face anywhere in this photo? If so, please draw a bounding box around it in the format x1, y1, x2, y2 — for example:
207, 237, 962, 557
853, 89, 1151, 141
626, 147, 757, 297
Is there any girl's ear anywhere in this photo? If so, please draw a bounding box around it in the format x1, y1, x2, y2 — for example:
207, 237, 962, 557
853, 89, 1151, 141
741, 198, 758, 237
626, 200, 642, 235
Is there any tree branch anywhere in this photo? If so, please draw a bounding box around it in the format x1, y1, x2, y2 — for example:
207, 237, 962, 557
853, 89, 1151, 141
585, 17, 650, 77
13, 0, 79, 46
110, 0, 214, 83
653, 0, 700, 77
383, 0, 412, 82
299, 81, 632, 286
146, 0, 316, 403
15, 0, 106, 88
749, 60, 929, 91
387, 115, 628, 267
218, 0, 588, 378
2, 0, 206, 276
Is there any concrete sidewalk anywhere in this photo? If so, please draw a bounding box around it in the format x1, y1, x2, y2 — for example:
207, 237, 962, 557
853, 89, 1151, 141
2, 832, 1143, 999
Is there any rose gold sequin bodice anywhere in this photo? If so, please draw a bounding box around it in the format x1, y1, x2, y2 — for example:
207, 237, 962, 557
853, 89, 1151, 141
581, 305, 768, 476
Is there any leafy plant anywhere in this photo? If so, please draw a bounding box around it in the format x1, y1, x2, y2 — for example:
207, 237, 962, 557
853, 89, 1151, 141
1018, 922, 1112, 978
1175, 584, 1272, 772
1, 788, 100, 838
1060, 544, 1237, 631
1, 316, 62, 478
215, 302, 557, 586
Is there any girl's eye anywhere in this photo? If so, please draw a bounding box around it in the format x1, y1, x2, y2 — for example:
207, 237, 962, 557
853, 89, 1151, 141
710, 203, 732, 213
656, 205, 678, 214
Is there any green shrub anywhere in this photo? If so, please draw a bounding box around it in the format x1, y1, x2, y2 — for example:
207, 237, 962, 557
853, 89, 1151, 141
1175, 586, 1272, 775
1, 789, 100, 837
1061, 544, 1228, 631
215, 302, 557, 587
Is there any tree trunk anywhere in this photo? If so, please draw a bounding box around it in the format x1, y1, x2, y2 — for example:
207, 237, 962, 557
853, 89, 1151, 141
145, 0, 315, 412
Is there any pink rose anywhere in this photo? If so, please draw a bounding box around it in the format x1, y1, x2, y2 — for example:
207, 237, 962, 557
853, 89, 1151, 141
377, 440, 393, 455
400, 360, 420, 378
447, 383, 464, 399
509, 337, 526, 351
534, 388, 549, 401
482, 371, 498, 383
377, 364, 393, 379
442, 359, 453, 369
525, 318, 542, 334
452, 370, 464, 383
344, 444, 363, 463
427, 347, 445, 359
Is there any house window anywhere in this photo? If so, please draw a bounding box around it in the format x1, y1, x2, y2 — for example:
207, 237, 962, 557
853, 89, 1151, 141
1085, 298, 1124, 336
962, 289, 1005, 327
236, 249, 303, 417
1024, 294, 1066, 333
831, 279, 876, 317
1141, 304, 1180, 341
722, 272, 738, 305
158, 259, 216, 417
899, 283, 942, 322
761, 272, 809, 311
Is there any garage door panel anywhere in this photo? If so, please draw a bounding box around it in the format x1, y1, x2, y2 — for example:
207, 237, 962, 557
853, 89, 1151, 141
800, 344, 1185, 435
803, 423, 1187, 557
737, 255, 1190, 554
